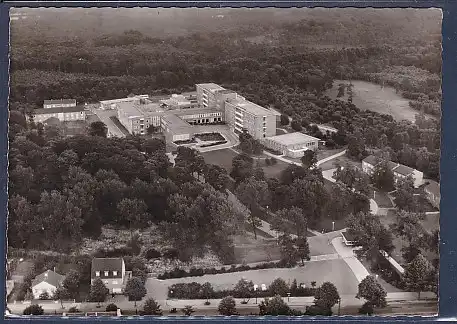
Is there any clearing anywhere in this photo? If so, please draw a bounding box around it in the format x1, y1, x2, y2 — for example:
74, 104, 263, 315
326, 80, 429, 123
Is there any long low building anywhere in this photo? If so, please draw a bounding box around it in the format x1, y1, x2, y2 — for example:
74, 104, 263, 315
362, 155, 424, 188
33, 105, 86, 123
262, 132, 320, 158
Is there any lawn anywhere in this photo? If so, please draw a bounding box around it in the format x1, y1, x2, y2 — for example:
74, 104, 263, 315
201, 149, 238, 172
160, 259, 359, 295
318, 154, 362, 171
316, 148, 346, 161
261, 158, 290, 179
201, 149, 290, 180
325, 80, 422, 123
372, 190, 394, 208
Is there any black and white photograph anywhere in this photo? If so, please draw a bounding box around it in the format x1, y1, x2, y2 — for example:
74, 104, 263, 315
6, 7, 441, 317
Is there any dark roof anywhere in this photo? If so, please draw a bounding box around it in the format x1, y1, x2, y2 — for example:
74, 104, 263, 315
363, 155, 415, 175
44, 99, 76, 105
362, 155, 378, 166
392, 164, 415, 176
425, 180, 440, 197
34, 106, 85, 115
91, 258, 124, 279
31, 270, 65, 288
341, 230, 357, 242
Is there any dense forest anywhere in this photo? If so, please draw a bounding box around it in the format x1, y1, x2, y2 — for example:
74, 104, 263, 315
8, 8, 442, 256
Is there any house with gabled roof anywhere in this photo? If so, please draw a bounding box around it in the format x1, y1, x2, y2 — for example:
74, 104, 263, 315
91, 258, 129, 294
31, 270, 65, 299
362, 155, 424, 188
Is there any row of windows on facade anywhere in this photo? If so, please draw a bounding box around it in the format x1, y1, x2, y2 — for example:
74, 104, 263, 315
95, 270, 118, 277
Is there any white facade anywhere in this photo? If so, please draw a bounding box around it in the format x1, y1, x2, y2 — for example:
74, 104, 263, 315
33, 111, 86, 123
32, 281, 57, 300
262, 133, 319, 158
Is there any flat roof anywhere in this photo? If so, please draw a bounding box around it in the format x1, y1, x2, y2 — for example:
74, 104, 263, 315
196, 83, 226, 93
162, 114, 193, 132
44, 99, 76, 105
117, 101, 164, 118
393, 164, 415, 176
227, 98, 277, 117
34, 106, 85, 115
266, 132, 320, 146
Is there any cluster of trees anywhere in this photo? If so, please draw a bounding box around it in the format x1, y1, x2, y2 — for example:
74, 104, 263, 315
168, 278, 317, 300
242, 83, 439, 181
346, 209, 438, 295
9, 117, 243, 263
238, 130, 264, 155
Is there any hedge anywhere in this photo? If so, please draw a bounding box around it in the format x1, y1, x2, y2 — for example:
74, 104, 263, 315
168, 281, 316, 300
200, 140, 227, 148
157, 261, 285, 280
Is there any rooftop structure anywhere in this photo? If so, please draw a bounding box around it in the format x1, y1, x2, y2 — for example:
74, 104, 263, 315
196, 83, 226, 93
43, 99, 76, 109
227, 98, 276, 116
32, 270, 65, 288
262, 132, 320, 158
265, 132, 320, 146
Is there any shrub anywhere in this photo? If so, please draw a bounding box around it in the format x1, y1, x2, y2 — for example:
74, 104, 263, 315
145, 248, 162, 259
204, 301, 211, 305
218, 296, 237, 316
358, 302, 374, 315
182, 305, 195, 316
23, 304, 44, 315
39, 291, 50, 300
68, 307, 79, 313
106, 303, 118, 312
163, 249, 179, 260
143, 298, 163, 315
94, 246, 133, 258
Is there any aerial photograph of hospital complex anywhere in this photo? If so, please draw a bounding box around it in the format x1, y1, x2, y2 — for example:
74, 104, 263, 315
6, 7, 440, 318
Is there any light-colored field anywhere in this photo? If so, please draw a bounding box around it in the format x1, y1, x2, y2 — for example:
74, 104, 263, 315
326, 80, 425, 123
156, 258, 359, 295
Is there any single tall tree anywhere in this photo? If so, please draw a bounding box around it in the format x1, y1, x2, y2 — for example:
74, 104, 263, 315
259, 295, 292, 316
89, 121, 108, 137
142, 298, 163, 315
233, 279, 254, 303
356, 275, 387, 308
124, 277, 147, 307
313, 282, 340, 314
301, 150, 317, 169
296, 236, 311, 265
403, 254, 435, 299
89, 278, 109, 306
218, 296, 237, 316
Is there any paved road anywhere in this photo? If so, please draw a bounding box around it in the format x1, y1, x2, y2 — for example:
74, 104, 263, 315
7, 292, 436, 315
331, 236, 370, 283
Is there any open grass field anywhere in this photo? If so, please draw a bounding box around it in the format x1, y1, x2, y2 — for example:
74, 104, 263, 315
318, 154, 362, 171
160, 259, 359, 295
201, 148, 238, 171
326, 80, 421, 123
